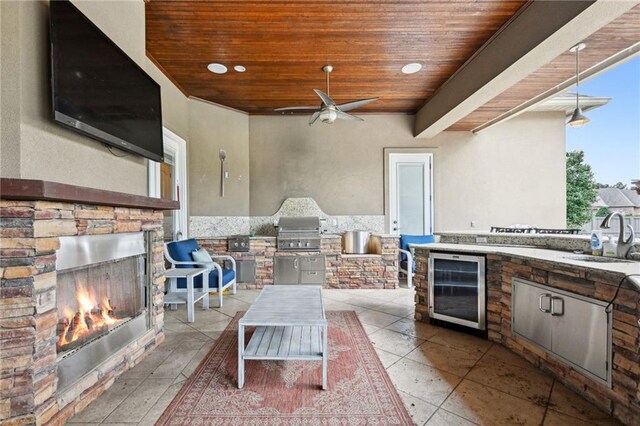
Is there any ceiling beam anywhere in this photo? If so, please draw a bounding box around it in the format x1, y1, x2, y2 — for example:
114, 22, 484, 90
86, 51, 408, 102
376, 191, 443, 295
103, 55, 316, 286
413, 0, 639, 139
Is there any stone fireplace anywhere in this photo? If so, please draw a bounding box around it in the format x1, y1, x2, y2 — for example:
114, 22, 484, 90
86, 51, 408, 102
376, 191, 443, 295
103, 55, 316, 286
0, 178, 178, 425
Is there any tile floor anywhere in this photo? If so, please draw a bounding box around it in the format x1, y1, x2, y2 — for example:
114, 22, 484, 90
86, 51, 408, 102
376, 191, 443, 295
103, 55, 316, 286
66, 286, 621, 426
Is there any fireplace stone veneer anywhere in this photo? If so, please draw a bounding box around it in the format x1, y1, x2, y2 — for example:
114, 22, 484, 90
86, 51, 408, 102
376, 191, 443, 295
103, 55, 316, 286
0, 180, 176, 426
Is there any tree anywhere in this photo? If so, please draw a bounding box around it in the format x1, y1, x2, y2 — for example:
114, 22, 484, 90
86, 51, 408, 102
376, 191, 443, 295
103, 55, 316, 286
595, 207, 611, 217
595, 181, 627, 190
566, 151, 597, 227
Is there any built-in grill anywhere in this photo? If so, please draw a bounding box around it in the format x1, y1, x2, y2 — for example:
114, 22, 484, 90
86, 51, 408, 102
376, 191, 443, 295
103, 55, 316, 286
277, 216, 321, 251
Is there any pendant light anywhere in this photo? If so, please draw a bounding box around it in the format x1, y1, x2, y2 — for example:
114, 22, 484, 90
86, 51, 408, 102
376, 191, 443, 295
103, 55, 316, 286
567, 43, 590, 127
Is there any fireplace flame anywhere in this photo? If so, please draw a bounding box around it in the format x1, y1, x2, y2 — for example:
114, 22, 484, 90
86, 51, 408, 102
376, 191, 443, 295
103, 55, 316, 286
56, 283, 123, 351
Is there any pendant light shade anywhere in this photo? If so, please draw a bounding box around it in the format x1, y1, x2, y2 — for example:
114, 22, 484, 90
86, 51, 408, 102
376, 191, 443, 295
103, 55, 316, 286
567, 43, 589, 127
568, 106, 590, 127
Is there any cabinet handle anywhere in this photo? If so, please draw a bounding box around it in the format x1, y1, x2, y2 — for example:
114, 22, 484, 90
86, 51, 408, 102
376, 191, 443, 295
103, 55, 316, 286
551, 296, 564, 316
310, 258, 318, 262
294, 258, 299, 269
538, 293, 552, 313
308, 271, 318, 275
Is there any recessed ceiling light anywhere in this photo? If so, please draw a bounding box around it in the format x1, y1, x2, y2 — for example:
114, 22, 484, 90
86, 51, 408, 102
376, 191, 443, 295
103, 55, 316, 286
401, 63, 422, 74
234, 65, 246, 73
207, 63, 228, 74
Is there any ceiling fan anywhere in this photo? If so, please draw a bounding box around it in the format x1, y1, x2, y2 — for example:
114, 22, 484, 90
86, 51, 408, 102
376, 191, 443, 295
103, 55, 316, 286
275, 65, 378, 126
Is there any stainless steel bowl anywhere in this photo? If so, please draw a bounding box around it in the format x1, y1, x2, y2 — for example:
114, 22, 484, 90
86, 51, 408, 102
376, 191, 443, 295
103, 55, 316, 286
342, 231, 371, 254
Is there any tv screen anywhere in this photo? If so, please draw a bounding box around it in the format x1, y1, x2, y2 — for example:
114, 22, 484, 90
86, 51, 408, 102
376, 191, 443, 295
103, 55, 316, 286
50, 0, 163, 162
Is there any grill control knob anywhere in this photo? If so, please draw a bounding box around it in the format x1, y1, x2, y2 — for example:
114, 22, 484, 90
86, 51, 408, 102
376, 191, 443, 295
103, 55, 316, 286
240, 242, 246, 247
234, 242, 239, 247
298, 242, 302, 247
305, 242, 310, 247
289, 242, 295, 247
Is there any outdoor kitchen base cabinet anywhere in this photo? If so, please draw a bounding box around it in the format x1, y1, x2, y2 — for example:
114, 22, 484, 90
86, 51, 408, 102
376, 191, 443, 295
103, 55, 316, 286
512, 278, 612, 387
274, 255, 325, 285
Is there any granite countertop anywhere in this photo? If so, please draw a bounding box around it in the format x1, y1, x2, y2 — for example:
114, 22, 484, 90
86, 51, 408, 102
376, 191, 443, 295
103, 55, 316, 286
414, 243, 640, 288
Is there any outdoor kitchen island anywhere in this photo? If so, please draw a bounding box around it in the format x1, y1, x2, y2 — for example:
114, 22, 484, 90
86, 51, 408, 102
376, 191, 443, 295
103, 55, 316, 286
197, 234, 399, 289
413, 243, 640, 425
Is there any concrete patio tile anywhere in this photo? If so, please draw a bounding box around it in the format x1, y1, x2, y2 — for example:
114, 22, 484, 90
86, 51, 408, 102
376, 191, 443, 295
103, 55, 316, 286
103, 378, 174, 423
387, 358, 462, 406
150, 344, 203, 379
357, 309, 403, 328
426, 408, 478, 426
406, 341, 482, 377
428, 328, 492, 356
369, 328, 425, 357
385, 318, 439, 340
542, 409, 622, 426
323, 300, 366, 313
548, 382, 621, 424
137, 380, 185, 426
181, 341, 215, 378
67, 378, 143, 423
322, 290, 355, 302
398, 390, 438, 426
465, 356, 553, 405
370, 302, 415, 318
117, 345, 176, 380
342, 295, 388, 310
480, 343, 535, 370
441, 379, 546, 426
360, 323, 381, 335
374, 347, 401, 368
190, 316, 232, 333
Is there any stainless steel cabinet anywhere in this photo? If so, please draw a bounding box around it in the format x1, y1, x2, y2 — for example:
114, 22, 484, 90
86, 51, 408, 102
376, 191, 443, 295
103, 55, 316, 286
274, 255, 325, 285
512, 280, 552, 350
512, 278, 611, 386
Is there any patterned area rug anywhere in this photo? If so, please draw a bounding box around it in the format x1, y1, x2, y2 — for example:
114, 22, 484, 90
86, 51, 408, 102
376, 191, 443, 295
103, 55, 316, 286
156, 311, 413, 425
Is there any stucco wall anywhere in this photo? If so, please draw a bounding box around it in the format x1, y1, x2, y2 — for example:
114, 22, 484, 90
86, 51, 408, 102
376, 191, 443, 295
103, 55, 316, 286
249, 112, 567, 231
188, 100, 250, 216
0, 0, 192, 196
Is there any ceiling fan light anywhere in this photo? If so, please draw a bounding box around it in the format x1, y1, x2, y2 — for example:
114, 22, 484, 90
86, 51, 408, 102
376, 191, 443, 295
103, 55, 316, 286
567, 107, 590, 127
319, 108, 337, 124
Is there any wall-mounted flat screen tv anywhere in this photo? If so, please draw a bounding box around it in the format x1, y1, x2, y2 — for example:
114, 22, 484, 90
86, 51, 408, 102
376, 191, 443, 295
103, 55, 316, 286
50, 0, 163, 162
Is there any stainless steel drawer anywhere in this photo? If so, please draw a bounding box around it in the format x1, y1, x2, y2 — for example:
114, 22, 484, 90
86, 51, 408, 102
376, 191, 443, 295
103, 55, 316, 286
299, 256, 325, 271
300, 270, 324, 284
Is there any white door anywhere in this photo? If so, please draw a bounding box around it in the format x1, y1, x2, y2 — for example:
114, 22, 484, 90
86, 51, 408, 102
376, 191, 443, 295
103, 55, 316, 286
148, 128, 188, 241
388, 153, 433, 235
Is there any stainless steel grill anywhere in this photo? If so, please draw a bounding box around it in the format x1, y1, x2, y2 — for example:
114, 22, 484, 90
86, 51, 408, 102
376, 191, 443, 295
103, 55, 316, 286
277, 216, 321, 251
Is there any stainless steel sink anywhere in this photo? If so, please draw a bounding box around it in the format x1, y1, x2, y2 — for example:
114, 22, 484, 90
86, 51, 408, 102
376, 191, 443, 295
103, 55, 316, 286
562, 254, 634, 264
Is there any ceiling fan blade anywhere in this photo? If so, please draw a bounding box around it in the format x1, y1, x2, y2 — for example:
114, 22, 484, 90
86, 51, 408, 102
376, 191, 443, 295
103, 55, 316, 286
335, 110, 364, 122
313, 89, 336, 106
336, 97, 378, 112
309, 111, 321, 126
274, 106, 320, 111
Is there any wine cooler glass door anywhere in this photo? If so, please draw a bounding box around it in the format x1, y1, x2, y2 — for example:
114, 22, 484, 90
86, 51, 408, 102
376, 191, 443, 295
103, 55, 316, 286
429, 254, 486, 330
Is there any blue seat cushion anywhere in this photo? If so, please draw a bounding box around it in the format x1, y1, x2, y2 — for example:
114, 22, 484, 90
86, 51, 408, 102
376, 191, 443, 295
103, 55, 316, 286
166, 239, 235, 289
399, 234, 435, 261
175, 268, 236, 290
400, 260, 416, 273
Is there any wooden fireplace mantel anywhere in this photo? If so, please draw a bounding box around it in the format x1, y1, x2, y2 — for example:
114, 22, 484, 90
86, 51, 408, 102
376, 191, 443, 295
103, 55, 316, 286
0, 178, 180, 210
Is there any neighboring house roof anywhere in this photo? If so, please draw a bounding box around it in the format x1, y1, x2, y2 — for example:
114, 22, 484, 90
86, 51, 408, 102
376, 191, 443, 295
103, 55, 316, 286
530, 93, 611, 115
596, 187, 640, 208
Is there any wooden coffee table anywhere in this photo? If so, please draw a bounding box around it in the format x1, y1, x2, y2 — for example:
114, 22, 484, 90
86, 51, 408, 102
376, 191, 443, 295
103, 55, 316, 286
237, 285, 328, 390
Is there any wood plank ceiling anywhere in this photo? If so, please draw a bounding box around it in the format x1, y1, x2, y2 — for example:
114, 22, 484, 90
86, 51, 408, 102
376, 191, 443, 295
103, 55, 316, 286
145, 0, 527, 114
448, 4, 640, 131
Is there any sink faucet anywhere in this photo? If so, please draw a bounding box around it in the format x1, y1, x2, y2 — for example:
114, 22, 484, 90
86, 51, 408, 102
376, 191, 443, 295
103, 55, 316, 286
600, 211, 635, 259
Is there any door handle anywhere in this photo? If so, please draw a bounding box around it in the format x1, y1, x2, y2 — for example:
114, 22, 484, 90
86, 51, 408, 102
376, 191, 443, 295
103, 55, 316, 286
294, 258, 298, 269
538, 293, 551, 313
551, 296, 564, 316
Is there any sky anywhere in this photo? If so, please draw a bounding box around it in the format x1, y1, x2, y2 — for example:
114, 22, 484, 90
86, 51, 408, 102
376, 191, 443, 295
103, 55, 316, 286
566, 56, 640, 187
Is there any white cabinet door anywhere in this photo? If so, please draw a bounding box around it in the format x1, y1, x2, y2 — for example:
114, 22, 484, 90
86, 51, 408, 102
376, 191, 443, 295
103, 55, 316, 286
550, 295, 609, 381
512, 279, 552, 350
